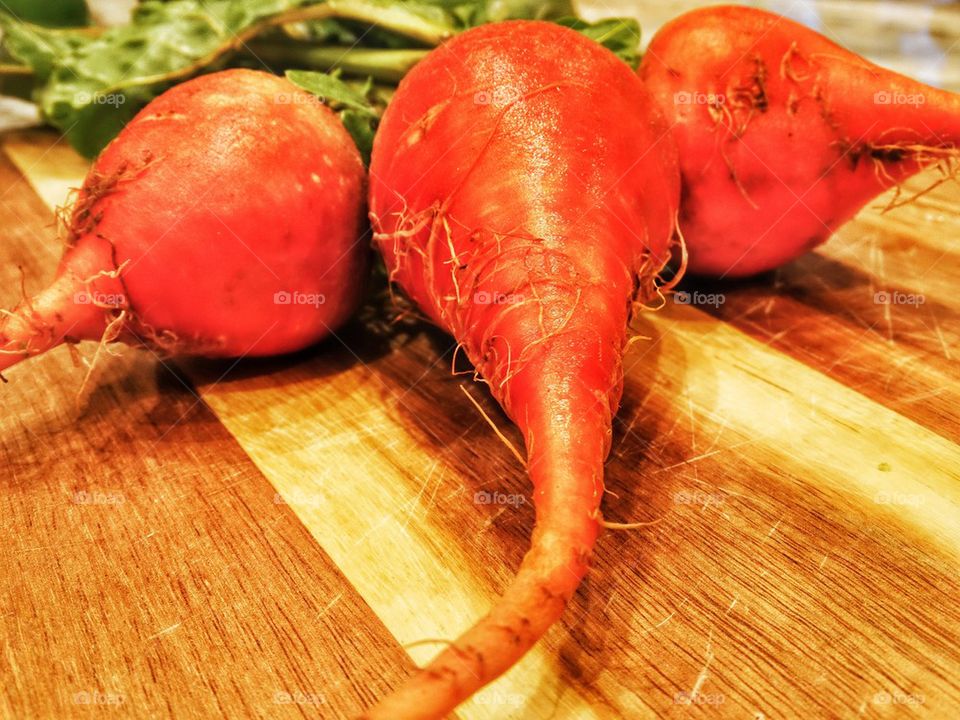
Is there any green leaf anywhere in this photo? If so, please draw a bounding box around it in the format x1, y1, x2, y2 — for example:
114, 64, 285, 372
1, 0, 642, 157
286, 69, 379, 163
2, 0, 458, 157
1, 0, 89, 28
339, 108, 377, 164
58, 94, 140, 157
416, 0, 574, 29
482, 0, 574, 22
0, 17, 89, 81
555, 16, 641, 67
255, 45, 426, 82
11, 0, 306, 154
280, 18, 360, 45
285, 69, 377, 115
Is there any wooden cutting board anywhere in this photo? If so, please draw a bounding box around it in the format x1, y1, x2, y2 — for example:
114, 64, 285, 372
2, 12, 960, 719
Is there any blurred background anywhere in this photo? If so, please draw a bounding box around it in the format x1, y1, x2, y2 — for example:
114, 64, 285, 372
7, 0, 960, 90
585, 0, 960, 90
56, 0, 960, 90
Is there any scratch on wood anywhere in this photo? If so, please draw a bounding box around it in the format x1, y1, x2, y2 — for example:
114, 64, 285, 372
640, 598, 689, 636
726, 596, 738, 615
654, 438, 756, 474
479, 507, 506, 534
689, 631, 715, 699
656, 448, 723, 473
316, 593, 343, 621
146, 622, 182, 641
928, 311, 953, 360
702, 415, 732, 456
762, 517, 783, 544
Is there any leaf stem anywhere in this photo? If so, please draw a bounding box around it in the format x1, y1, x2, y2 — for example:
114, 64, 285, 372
248, 43, 427, 82
322, 0, 452, 45
0, 64, 34, 77
99, 0, 449, 97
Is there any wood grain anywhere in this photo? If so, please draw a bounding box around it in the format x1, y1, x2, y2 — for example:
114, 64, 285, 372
190, 306, 960, 718
689, 176, 960, 447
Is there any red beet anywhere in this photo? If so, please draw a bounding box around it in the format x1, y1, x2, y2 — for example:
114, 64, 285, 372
1, 69, 366, 375
366, 20, 680, 719
641, 5, 960, 277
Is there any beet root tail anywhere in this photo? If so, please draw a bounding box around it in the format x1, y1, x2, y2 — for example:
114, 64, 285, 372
0, 248, 120, 376
360, 469, 601, 719
360, 341, 613, 720
1, 282, 91, 374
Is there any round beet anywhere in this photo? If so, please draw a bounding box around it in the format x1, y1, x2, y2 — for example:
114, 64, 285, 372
1, 69, 366, 375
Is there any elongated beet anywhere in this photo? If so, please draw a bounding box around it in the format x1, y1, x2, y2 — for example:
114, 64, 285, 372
367, 20, 679, 718
640, 5, 960, 277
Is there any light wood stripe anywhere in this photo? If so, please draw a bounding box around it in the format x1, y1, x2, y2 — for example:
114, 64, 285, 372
639, 306, 960, 552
